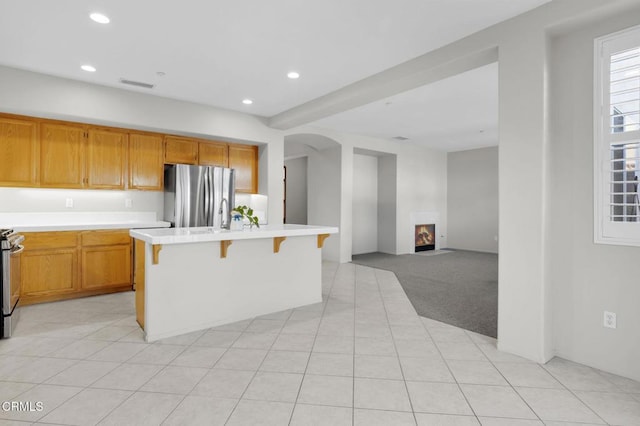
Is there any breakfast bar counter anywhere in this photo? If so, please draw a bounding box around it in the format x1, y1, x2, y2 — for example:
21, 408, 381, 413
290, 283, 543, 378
130, 224, 338, 342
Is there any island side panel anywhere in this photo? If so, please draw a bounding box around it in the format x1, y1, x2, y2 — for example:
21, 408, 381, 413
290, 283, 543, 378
144, 235, 322, 341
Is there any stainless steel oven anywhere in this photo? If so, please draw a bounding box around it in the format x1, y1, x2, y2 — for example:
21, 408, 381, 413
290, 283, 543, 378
1, 229, 24, 338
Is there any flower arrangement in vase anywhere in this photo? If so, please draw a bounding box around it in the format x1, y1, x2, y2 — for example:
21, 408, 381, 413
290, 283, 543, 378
231, 205, 260, 230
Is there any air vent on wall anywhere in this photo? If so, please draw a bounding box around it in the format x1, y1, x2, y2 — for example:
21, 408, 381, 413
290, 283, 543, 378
392, 136, 409, 141
119, 78, 155, 89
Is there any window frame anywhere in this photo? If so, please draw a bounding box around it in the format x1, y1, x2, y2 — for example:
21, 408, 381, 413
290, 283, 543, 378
593, 25, 640, 246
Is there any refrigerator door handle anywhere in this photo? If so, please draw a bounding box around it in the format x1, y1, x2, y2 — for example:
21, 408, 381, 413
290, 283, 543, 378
176, 165, 187, 227
203, 169, 210, 225
214, 167, 217, 226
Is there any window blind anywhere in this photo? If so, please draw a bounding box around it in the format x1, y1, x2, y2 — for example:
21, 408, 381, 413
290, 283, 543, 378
595, 24, 640, 245
608, 48, 639, 222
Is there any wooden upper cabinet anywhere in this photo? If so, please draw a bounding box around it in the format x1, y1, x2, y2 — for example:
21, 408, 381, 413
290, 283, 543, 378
229, 144, 258, 193
0, 116, 39, 187
0, 113, 259, 193
87, 128, 127, 189
129, 133, 164, 190
40, 122, 85, 188
165, 136, 198, 165
199, 141, 228, 167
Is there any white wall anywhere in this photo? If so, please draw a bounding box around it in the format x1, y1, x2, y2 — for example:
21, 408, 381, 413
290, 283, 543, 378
307, 146, 342, 262
352, 153, 378, 254
548, 14, 640, 381
0, 66, 284, 225
377, 154, 397, 254
286, 125, 448, 263
447, 146, 499, 253
284, 156, 308, 224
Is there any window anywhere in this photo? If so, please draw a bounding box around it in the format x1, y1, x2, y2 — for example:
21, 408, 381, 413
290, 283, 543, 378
594, 25, 640, 246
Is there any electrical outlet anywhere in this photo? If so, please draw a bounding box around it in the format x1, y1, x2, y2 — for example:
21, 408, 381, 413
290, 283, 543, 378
65, 198, 73, 208
604, 311, 617, 329
125, 198, 132, 208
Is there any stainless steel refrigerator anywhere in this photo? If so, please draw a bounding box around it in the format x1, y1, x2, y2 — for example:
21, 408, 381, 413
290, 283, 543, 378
164, 164, 235, 228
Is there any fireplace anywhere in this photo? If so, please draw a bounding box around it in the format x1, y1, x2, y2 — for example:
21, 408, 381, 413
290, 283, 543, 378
415, 224, 435, 252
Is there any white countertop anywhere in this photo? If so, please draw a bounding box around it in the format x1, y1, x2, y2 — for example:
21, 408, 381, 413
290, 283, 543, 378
0, 212, 171, 232
130, 224, 339, 245
13, 221, 171, 232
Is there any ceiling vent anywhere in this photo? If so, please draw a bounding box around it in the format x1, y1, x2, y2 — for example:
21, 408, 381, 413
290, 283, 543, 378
392, 136, 409, 141
119, 78, 154, 89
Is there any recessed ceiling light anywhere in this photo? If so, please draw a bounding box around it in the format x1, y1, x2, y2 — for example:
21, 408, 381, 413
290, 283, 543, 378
287, 71, 300, 79
89, 12, 110, 24
242, 99, 253, 105
81, 64, 96, 72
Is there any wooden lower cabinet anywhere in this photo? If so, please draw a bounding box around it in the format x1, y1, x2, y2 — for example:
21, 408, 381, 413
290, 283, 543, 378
134, 239, 146, 328
20, 230, 133, 305
82, 245, 131, 290
21, 248, 78, 299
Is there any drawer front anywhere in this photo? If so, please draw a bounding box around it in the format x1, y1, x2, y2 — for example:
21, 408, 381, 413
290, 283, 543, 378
22, 231, 78, 250
81, 230, 131, 247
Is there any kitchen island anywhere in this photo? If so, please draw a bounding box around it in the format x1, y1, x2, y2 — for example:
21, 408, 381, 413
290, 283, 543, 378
130, 224, 338, 342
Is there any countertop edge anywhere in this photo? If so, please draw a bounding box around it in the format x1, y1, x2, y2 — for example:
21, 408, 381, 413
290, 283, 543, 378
130, 226, 339, 245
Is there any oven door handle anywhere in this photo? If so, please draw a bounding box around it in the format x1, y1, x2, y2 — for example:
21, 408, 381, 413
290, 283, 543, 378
10, 245, 24, 255
8, 234, 25, 246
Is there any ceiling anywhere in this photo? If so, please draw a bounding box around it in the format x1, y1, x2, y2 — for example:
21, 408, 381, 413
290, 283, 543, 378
0, 0, 550, 151
311, 62, 499, 152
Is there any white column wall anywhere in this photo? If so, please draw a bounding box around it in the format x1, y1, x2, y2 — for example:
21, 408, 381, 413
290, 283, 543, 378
352, 154, 379, 254
284, 157, 308, 225
548, 13, 640, 382
447, 147, 499, 253
307, 146, 342, 261
378, 155, 398, 254
497, 25, 551, 363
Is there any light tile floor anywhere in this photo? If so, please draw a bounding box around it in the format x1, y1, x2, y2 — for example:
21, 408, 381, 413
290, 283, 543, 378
0, 262, 639, 425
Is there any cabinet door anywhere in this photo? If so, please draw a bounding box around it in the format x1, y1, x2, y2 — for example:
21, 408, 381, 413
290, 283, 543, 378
21, 248, 78, 297
165, 136, 198, 165
199, 141, 228, 167
129, 133, 164, 190
0, 116, 39, 187
40, 122, 85, 188
81, 244, 132, 290
229, 145, 258, 193
87, 128, 127, 189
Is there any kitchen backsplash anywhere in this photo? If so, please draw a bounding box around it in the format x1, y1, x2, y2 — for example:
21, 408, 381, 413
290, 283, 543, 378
235, 193, 268, 224
0, 187, 164, 216
0, 187, 268, 225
